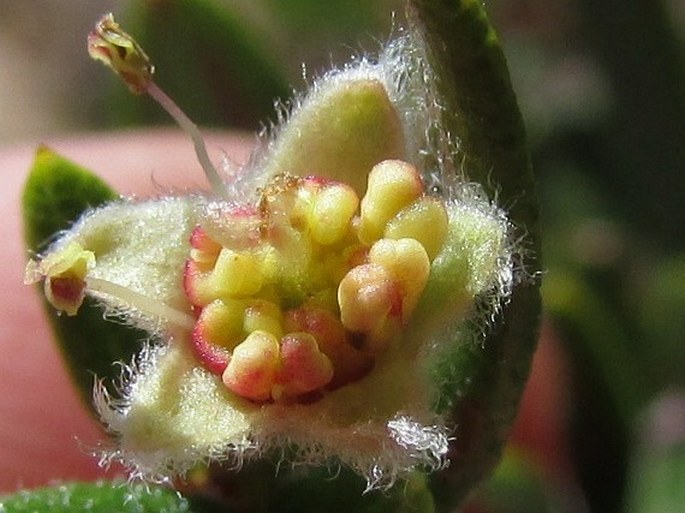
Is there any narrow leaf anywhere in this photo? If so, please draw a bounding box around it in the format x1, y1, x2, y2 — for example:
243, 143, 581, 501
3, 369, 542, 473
407, 0, 541, 507
0, 481, 198, 513
23, 147, 145, 413
627, 394, 685, 513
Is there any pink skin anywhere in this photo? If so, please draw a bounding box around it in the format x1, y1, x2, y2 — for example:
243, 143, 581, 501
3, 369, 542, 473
0, 131, 570, 495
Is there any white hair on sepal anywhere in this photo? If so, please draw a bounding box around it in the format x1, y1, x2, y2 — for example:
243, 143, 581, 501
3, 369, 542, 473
94, 339, 161, 478
235, 24, 458, 200
380, 28, 463, 185
94, 338, 163, 426
94, 340, 161, 480
94, 329, 268, 483
247, 411, 450, 492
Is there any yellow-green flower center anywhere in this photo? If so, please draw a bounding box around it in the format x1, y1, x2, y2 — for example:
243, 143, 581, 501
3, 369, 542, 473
188, 160, 449, 402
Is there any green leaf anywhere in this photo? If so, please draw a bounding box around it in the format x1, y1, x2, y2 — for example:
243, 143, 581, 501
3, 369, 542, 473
182, 461, 434, 513
407, 0, 541, 508
23, 147, 117, 252
628, 445, 685, 513
637, 254, 685, 388
23, 147, 145, 413
464, 449, 556, 513
106, 0, 290, 130
268, 467, 435, 513
543, 269, 649, 426
0, 481, 198, 513
626, 395, 685, 513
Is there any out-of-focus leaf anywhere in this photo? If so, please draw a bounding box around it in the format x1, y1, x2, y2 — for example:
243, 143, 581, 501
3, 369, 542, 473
0, 481, 200, 513
577, 0, 685, 250
264, 465, 434, 513
256, 0, 396, 66
543, 270, 650, 424
463, 449, 558, 513
407, 0, 541, 508
537, 162, 647, 512
627, 393, 685, 513
23, 147, 145, 413
637, 254, 685, 388
629, 446, 685, 513
107, 0, 291, 130
543, 266, 644, 513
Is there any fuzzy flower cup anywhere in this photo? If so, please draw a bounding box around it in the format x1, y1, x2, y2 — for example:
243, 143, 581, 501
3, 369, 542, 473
24, 7, 535, 500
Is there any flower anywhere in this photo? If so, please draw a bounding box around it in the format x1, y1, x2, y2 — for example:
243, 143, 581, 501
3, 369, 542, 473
25, 14, 515, 489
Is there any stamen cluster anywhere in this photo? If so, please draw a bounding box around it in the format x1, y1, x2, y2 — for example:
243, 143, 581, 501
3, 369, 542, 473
183, 159, 448, 402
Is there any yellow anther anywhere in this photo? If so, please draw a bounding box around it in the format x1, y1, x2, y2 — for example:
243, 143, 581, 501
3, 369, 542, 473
189, 248, 219, 267
189, 229, 222, 266
24, 242, 95, 316
358, 160, 424, 244
278, 332, 334, 398
384, 197, 448, 260
338, 263, 400, 334
365, 315, 401, 355
211, 248, 264, 298
284, 306, 373, 388
195, 299, 245, 350
368, 238, 430, 318
222, 331, 280, 402
308, 184, 359, 245
322, 244, 364, 285
289, 181, 317, 229
243, 299, 284, 339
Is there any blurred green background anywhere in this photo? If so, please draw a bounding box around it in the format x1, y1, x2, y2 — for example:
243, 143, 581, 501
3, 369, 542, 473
2, 1, 684, 512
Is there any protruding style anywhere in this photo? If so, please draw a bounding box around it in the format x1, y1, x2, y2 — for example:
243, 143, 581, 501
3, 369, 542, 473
88, 13, 226, 195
